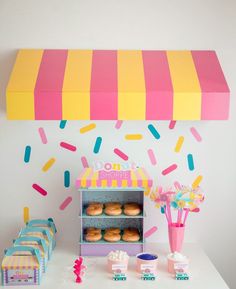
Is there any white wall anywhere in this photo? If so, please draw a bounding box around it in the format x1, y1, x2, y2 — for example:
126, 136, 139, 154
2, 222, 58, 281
0, 0, 236, 288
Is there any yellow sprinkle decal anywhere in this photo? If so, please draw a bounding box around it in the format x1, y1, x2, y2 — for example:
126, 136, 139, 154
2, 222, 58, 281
192, 175, 203, 189
125, 134, 143, 140
23, 207, 30, 224
80, 123, 96, 134
42, 158, 56, 172
174, 136, 184, 152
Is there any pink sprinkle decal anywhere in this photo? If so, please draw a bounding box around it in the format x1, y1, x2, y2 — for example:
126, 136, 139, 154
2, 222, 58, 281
114, 148, 129, 161
81, 156, 89, 168
144, 226, 158, 238
162, 164, 178, 176
59, 196, 72, 210
32, 184, 47, 196
38, 127, 47, 144
147, 149, 157, 165
169, 120, 176, 129
60, 142, 77, 152
115, 120, 123, 129
190, 127, 202, 142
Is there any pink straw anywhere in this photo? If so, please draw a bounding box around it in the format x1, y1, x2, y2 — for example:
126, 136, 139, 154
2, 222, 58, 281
164, 207, 170, 224
177, 209, 181, 225
183, 209, 189, 225
166, 200, 172, 225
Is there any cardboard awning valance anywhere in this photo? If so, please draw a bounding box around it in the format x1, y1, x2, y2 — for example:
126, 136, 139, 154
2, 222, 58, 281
76, 167, 153, 188
6, 49, 230, 120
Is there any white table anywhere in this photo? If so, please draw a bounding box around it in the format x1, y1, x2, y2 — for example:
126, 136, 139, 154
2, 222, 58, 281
4, 243, 229, 289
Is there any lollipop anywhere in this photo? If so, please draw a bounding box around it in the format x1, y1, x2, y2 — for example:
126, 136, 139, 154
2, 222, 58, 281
150, 183, 205, 226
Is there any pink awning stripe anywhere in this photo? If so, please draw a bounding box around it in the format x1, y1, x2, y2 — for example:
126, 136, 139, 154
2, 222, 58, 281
34, 50, 68, 119
90, 50, 118, 119
142, 51, 173, 119
191, 51, 230, 120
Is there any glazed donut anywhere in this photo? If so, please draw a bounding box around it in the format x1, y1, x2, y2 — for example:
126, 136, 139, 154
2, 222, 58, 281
124, 203, 141, 216
104, 206, 122, 216
105, 227, 121, 234
122, 228, 140, 242
86, 203, 103, 216
85, 232, 102, 242
104, 232, 121, 242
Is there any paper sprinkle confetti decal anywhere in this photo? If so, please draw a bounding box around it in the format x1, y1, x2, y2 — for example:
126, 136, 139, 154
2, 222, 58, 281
187, 154, 194, 171
24, 146, 31, 163
114, 148, 129, 161
64, 170, 70, 188
80, 123, 96, 134
32, 183, 47, 196
125, 134, 143, 140
38, 128, 47, 144
192, 175, 203, 188
81, 156, 89, 168
59, 120, 67, 129
175, 136, 184, 153
59, 196, 72, 210
162, 164, 178, 175
169, 120, 176, 129
23, 207, 30, 224
148, 124, 160, 140
115, 120, 123, 129
60, 142, 77, 152
93, 137, 102, 153
144, 226, 158, 238
42, 158, 56, 172
147, 149, 157, 165
190, 127, 202, 142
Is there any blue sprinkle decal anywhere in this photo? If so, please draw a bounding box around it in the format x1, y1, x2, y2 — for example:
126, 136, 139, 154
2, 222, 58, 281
64, 170, 70, 188
148, 124, 160, 140
93, 137, 102, 154
60, 120, 67, 129
187, 154, 194, 171
24, 146, 31, 163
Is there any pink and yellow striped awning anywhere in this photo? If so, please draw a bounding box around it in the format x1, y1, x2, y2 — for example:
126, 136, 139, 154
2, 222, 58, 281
2, 255, 39, 270
7, 49, 230, 120
76, 167, 153, 188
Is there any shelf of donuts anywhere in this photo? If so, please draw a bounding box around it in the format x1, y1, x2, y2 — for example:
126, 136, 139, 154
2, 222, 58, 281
81, 227, 143, 244
82, 202, 143, 218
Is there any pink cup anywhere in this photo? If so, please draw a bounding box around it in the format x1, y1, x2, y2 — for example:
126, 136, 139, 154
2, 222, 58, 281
167, 255, 189, 273
136, 253, 158, 273
168, 223, 185, 253
107, 258, 129, 273
168, 258, 188, 274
